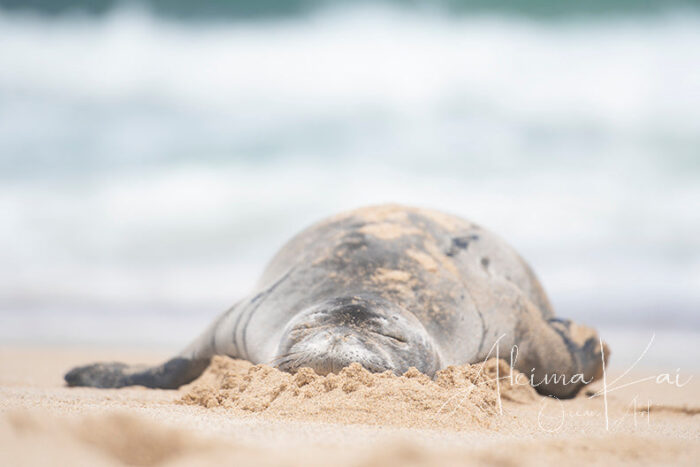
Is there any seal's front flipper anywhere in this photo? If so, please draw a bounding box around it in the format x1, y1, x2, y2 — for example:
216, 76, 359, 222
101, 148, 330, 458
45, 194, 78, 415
65, 301, 246, 389
64, 357, 210, 389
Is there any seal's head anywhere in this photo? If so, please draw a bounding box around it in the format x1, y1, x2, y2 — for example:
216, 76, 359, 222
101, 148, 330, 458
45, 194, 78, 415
275, 296, 441, 376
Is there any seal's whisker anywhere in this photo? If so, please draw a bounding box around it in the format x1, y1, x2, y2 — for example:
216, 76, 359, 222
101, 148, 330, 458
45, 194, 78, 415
267, 353, 303, 368
288, 352, 314, 372
267, 352, 299, 366
267, 351, 313, 372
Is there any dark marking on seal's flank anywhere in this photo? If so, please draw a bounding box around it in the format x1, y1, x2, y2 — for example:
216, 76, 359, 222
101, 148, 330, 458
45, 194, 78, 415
346, 220, 367, 230
548, 317, 572, 331
445, 234, 480, 257
547, 317, 583, 374
481, 257, 490, 270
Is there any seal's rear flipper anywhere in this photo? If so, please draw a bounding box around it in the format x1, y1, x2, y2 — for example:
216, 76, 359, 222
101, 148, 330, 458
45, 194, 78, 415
513, 299, 610, 399
64, 357, 210, 389
548, 318, 611, 383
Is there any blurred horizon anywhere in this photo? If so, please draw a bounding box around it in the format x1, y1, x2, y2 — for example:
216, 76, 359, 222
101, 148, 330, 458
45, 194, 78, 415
0, 0, 699, 364
2, 0, 700, 20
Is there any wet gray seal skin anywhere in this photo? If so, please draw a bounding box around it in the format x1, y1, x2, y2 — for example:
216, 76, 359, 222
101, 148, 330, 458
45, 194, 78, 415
65, 205, 608, 398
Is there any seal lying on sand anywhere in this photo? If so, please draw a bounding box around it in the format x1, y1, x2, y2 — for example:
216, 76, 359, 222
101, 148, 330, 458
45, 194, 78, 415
65, 205, 607, 398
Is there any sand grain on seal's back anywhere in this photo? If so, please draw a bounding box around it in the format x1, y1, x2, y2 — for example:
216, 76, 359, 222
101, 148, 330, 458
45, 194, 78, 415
180, 357, 536, 430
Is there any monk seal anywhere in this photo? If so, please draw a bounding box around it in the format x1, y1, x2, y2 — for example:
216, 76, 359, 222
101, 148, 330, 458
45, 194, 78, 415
65, 205, 607, 398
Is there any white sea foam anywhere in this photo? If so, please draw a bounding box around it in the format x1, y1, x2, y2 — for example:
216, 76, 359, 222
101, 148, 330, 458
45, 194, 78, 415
0, 6, 698, 346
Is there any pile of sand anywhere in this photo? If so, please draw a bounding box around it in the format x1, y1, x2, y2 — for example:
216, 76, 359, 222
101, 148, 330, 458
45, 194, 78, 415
180, 357, 536, 430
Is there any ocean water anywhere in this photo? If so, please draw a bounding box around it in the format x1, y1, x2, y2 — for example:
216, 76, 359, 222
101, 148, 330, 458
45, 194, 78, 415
0, 2, 699, 368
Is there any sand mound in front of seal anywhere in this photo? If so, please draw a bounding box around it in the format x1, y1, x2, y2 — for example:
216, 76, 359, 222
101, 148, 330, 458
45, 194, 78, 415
180, 357, 536, 430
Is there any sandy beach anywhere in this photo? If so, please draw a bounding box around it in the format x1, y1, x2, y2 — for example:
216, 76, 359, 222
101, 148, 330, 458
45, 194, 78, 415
3, 0, 699, 465
1, 345, 698, 466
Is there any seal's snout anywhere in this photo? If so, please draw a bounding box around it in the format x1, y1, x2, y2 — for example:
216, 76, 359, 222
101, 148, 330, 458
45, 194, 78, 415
278, 326, 393, 375
275, 296, 442, 377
